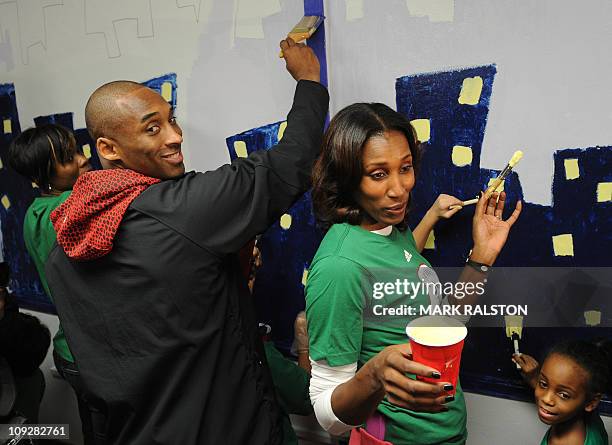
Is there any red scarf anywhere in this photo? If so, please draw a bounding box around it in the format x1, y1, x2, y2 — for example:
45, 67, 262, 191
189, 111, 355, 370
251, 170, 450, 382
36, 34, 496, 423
51, 169, 160, 261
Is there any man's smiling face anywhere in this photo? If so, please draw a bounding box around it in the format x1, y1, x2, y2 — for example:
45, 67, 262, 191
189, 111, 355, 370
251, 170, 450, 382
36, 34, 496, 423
109, 87, 184, 179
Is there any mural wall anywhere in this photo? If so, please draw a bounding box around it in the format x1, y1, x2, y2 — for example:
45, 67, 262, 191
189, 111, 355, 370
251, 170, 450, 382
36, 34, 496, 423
225, 63, 611, 412
1, 0, 611, 413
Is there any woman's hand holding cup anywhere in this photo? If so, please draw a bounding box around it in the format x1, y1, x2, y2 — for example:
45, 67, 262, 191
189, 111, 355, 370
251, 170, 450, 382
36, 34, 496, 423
369, 343, 455, 413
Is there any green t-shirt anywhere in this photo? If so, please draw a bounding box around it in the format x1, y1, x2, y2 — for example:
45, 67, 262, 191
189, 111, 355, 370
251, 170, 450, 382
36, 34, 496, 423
305, 223, 467, 445
540, 413, 609, 445
263, 341, 312, 445
23, 191, 74, 362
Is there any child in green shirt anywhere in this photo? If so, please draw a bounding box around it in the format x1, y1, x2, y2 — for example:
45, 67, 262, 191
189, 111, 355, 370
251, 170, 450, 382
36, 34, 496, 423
513, 339, 610, 445
8, 124, 95, 442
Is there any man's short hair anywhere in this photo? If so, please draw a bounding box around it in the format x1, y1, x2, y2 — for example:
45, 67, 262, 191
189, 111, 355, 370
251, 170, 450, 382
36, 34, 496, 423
84, 80, 144, 140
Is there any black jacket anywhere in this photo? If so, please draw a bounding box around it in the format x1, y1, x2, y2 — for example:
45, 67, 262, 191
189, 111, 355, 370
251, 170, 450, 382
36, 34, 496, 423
46, 80, 329, 445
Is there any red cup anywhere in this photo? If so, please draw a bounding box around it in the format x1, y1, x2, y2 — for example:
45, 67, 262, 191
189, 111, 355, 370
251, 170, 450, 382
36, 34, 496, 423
406, 316, 467, 395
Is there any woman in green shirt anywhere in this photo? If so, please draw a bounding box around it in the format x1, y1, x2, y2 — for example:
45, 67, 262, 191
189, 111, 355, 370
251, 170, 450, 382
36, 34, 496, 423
305, 103, 522, 444
8, 124, 95, 442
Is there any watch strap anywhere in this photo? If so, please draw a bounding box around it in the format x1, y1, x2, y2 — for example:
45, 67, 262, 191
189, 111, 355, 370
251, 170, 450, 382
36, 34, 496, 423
466, 258, 491, 273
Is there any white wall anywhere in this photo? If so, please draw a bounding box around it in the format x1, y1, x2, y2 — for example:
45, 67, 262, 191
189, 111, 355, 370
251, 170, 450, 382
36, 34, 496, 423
4, 1, 610, 203
0, 0, 304, 171
293, 394, 612, 444
0, 0, 612, 204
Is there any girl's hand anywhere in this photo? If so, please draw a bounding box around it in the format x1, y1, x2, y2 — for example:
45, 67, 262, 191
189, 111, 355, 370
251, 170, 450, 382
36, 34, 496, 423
370, 344, 453, 412
427, 194, 463, 221
470, 191, 522, 265
512, 353, 539, 389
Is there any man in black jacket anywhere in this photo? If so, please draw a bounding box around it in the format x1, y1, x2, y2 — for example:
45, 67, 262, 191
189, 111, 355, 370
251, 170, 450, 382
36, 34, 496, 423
45, 38, 328, 444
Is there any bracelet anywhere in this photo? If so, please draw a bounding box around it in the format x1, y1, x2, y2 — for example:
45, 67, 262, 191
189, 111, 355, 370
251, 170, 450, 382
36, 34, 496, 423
465, 258, 491, 274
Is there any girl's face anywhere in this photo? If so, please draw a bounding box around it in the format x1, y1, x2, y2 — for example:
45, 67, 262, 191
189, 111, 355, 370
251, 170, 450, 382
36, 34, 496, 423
535, 353, 595, 425
50, 149, 91, 192
355, 130, 415, 230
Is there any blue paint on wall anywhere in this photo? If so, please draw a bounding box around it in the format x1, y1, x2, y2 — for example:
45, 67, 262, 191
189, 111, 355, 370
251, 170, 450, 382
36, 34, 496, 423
303, 0, 328, 90
551, 147, 611, 266
143, 73, 178, 109
227, 64, 610, 413
33, 113, 104, 172
219, 0, 329, 348
396, 65, 611, 412
0, 73, 177, 313
0, 82, 44, 311
396, 65, 498, 256
33, 112, 74, 131
227, 124, 323, 350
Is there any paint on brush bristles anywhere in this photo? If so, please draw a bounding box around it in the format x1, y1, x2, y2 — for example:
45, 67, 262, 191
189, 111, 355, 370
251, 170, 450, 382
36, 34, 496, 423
287, 15, 324, 41
509, 150, 524, 168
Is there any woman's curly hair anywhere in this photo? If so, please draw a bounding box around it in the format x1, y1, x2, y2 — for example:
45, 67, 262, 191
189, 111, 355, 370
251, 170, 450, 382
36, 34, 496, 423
312, 103, 420, 232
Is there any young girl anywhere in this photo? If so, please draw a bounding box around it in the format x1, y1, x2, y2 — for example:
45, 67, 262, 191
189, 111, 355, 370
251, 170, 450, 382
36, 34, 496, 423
513, 339, 611, 445
7, 124, 94, 441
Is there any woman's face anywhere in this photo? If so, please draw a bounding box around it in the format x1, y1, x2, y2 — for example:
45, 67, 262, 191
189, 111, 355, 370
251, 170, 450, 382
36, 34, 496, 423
355, 130, 415, 230
50, 149, 91, 192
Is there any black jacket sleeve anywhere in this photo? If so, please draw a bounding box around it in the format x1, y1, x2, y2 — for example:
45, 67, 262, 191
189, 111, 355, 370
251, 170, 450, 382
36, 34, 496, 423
139, 80, 329, 255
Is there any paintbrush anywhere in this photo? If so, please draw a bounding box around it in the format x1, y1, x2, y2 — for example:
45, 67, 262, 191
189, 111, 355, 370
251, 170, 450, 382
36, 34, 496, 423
483, 150, 524, 200
448, 197, 479, 210
505, 315, 524, 369
279, 15, 324, 58
448, 150, 524, 210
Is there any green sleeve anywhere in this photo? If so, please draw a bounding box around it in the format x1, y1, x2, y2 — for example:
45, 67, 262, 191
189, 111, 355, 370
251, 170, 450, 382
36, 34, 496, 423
23, 192, 71, 298
585, 414, 608, 445
305, 255, 367, 367
539, 431, 549, 445
263, 342, 312, 416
